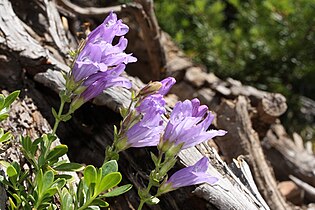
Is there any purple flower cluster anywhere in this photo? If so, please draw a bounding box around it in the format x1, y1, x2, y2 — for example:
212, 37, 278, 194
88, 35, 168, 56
120, 77, 225, 193
121, 77, 176, 149
121, 76, 226, 153
159, 157, 218, 193
69, 12, 136, 111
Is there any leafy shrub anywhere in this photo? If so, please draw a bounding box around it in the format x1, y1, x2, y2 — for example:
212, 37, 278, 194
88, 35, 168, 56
155, 0, 315, 136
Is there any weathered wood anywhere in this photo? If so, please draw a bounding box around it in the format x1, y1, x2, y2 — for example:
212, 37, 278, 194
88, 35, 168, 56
56, 0, 122, 19
263, 123, 315, 188
290, 175, 315, 202
215, 96, 291, 210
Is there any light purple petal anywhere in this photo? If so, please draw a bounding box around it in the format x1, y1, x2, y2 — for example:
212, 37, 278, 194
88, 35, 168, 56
165, 157, 218, 189
157, 77, 176, 95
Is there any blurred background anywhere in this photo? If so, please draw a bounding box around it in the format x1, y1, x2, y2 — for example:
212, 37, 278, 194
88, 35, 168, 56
153, 0, 315, 144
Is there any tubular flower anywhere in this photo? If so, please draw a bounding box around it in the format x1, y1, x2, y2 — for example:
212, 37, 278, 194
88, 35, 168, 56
115, 78, 176, 151
124, 94, 166, 148
161, 98, 226, 153
156, 77, 176, 95
158, 157, 218, 194
68, 11, 136, 112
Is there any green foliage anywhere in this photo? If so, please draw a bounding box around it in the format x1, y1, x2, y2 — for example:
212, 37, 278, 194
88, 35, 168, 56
0, 91, 20, 145
0, 91, 131, 210
155, 0, 315, 134
0, 90, 20, 121
2, 133, 130, 210
57, 161, 130, 210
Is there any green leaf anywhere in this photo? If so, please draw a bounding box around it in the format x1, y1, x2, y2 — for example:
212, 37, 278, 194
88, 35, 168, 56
0, 130, 12, 143
97, 172, 122, 194
46, 144, 68, 161
90, 198, 109, 207
41, 171, 54, 193
12, 194, 22, 205
0, 95, 5, 109
4, 90, 20, 108
54, 163, 84, 172
61, 188, 74, 210
52, 178, 66, 189
33, 136, 43, 146
150, 152, 158, 166
119, 107, 128, 118
102, 184, 132, 197
8, 197, 17, 209
101, 160, 118, 177
11, 162, 21, 174
21, 135, 31, 151
84, 165, 97, 187
0, 113, 9, 121
7, 165, 18, 177
47, 134, 57, 142
77, 179, 87, 206
54, 174, 73, 180
52, 108, 58, 120
44, 187, 58, 197
60, 114, 72, 122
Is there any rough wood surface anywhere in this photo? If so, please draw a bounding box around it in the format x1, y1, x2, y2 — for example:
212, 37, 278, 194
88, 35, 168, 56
264, 123, 315, 188
215, 96, 291, 210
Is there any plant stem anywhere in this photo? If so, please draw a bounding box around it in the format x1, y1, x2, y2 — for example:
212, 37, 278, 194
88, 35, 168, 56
137, 200, 145, 210
52, 98, 66, 135
137, 153, 164, 210
77, 195, 97, 210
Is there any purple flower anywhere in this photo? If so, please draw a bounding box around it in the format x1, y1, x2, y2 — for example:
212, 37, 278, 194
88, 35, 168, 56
115, 78, 175, 150
68, 12, 136, 112
87, 11, 129, 44
162, 98, 226, 150
115, 94, 166, 150
157, 77, 176, 95
158, 157, 218, 194
72, 37, 136, 83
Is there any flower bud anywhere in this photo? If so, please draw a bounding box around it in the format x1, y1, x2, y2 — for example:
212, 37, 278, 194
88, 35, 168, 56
138, 81, 162, 98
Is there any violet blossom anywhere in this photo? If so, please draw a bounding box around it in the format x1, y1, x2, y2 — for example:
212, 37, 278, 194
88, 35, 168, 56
68, 12, 136, 112
115, 77, 176, 151
158, 157, 218, 194
123, 95, 166, 148
156, 77, 176, 95
161, 98, 226, 152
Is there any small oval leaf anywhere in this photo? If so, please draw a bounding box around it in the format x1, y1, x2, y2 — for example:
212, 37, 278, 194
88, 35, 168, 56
54, 163, 84, 172
7, 165, 17, 177
47, 145, 68, 161
101, 160, 118, 177
84, 165, 97, 187
102, 184, 132, 197
90, 198, 109, 207
97, 172, 122, 193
